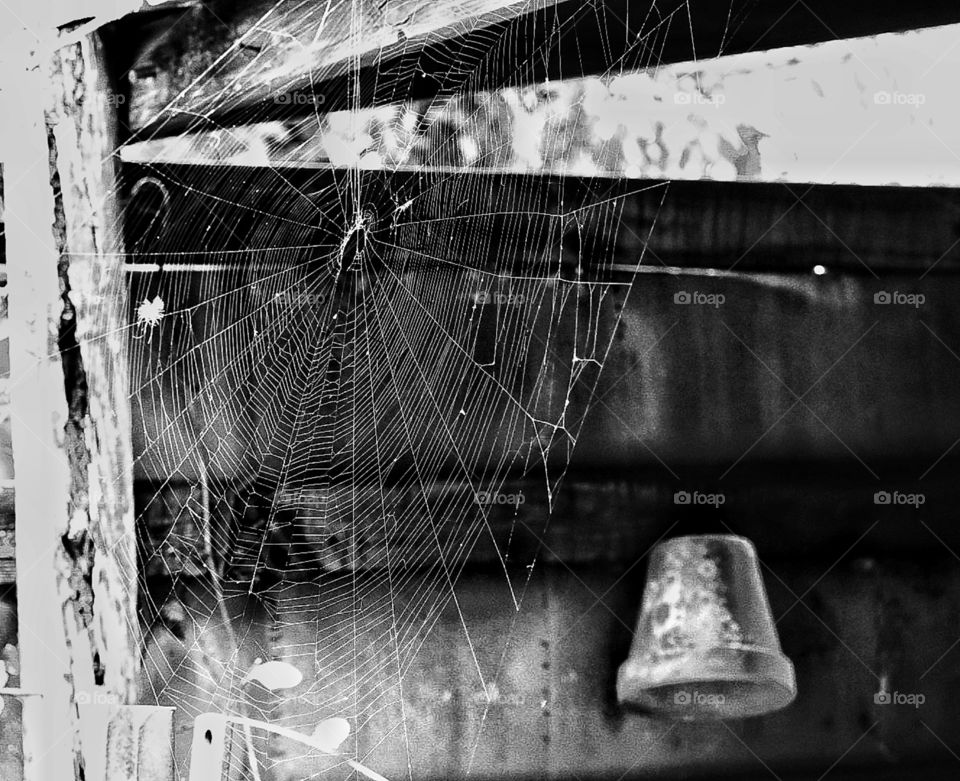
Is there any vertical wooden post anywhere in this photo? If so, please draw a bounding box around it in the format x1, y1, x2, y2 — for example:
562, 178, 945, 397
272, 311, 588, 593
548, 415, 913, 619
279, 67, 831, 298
48, 33, 139, 707
1, 22, 139, 781
1, 45, 84, 781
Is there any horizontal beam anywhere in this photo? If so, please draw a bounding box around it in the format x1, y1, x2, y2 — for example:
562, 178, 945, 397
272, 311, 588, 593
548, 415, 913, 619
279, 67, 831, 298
120, 165, 960, 275
121, 21, 960, 188
115, 165, 960, 489
134, 460, 960, 577
114, 0, 960, 136
14, 455, 956, 581
116, 0, 578, 134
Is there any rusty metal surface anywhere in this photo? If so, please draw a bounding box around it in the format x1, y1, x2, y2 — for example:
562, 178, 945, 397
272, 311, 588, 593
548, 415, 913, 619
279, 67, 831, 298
137, 561, 960, 780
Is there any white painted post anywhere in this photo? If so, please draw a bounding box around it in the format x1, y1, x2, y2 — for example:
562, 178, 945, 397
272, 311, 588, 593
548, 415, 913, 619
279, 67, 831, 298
0, 38, 82, 781
2, 6, 141, 781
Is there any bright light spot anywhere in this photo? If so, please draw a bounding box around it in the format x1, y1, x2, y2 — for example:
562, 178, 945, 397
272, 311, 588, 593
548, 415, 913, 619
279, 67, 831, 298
813, 264, 827, 276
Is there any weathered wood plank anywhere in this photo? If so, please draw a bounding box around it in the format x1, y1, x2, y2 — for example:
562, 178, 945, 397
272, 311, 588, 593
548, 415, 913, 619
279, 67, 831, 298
77, 704, 175, 781
2, 47, 85, 781
0, 515, 13, 584
48, 34, 140, 705
120, 24, 960, 188
116, 0, 960, 135
119, 0, 580, 134
0, 295, 13, 586
121, 165, 960, 275
0, 28, 139, 781
133, 457, 960, 579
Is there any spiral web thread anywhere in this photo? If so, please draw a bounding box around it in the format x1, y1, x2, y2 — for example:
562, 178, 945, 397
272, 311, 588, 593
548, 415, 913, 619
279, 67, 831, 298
106, 1, 720, 779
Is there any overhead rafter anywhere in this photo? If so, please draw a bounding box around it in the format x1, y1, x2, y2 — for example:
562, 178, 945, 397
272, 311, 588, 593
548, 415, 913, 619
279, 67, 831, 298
120, 20, 960, 190
113, 0, 960, 137
116, 0, 581, 135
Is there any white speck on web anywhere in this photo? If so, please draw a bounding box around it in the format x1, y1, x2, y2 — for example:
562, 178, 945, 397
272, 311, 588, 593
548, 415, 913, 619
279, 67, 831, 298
135, 295, 165, 335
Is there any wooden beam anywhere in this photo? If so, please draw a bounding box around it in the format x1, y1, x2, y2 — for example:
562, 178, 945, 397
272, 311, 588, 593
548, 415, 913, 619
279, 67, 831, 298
1, 28, 139, 781
0, 296, 12, 585
120, 21, 960, 189
135, 457, 960, 578
77, 705, 175, 781
115, 0, 960, 136
2, 46, 84, 781
48, 34, 140, 706
120, 165, 960, 275
118, 0, 579, 135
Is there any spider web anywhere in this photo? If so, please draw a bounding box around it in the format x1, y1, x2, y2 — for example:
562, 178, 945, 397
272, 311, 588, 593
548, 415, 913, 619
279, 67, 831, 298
110, 2, 718, 779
